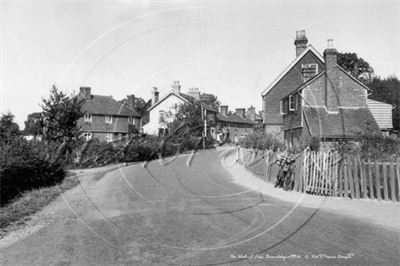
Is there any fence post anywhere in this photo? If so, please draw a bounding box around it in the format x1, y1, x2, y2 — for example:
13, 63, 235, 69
344, 156, 349, 198
265, 151, 270, 182
360, 158, 367, 199
368, 159, 374, 200
389, 163, 396, 202
397, 158, 400, 200
375, 161, 382, 201
354, 156, 360, 199
347, 156, 356, 199
382, 162, 389, 201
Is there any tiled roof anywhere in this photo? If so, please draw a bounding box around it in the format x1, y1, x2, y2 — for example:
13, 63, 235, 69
147, 92, 192, 111
216, 113, 255, 125
302, 107, 381, 139
82, 95, 140, 117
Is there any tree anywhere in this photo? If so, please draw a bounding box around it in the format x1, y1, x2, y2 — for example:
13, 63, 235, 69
41, 86, 84, 142
200, 93, 220, 110
23, 112, 43, 136
337, 52, 374, 82
0, 111, 20, 143
41, 86, 85, 162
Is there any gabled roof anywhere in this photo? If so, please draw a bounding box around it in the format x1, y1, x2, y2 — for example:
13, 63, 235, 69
261, 45, 324, 97
282, 65, 371, 101
281, 71, 325, 100
147, 91, 194, 111
303, 107, 381, 139
82, 95, 140, 117
216, 113, 255, 125
337, 65, 371, 92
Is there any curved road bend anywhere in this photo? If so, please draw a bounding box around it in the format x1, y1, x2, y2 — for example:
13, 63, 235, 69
0, 149, 399, 265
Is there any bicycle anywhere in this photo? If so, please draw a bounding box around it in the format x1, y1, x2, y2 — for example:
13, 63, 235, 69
274, 156, 296, 191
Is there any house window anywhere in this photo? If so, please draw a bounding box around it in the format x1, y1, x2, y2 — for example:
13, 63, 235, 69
105, 133, 113, 142
280, 100, 287, 115
301, 63, 318, 80
289, 95, 295, 111
84, 133, 92, 141
105, 116, 112, 124
159, 110, 165, 123
128, 116, 137, 124
84, 114, 92, 122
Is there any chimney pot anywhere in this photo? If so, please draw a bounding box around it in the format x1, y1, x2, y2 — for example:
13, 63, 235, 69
171, 80, 181, 94
294, 30, 308, 57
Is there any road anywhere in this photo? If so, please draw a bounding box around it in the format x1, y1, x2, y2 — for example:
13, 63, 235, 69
0, 148, 399, 265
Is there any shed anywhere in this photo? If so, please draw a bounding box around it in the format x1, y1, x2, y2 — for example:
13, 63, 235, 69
367, 99, 393, 131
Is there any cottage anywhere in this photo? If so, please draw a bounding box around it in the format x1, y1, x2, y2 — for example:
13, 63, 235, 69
280, 40, 381, 147
77, 87, 141, 143
142, 81, 207, 135
262, 30, 325, 140
216, 106, 255, 143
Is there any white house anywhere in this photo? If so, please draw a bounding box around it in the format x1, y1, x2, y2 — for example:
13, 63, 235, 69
367, 98, 393, 135
142, 81, 200, 135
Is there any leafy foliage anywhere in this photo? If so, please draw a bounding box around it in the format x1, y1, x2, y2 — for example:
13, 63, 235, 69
23, 112, 43, 136
0, 138, 65, 205
0, 112, 20, 143
337, 52, 373, 82
240, 132, 282, 151
41, 86, 84, 142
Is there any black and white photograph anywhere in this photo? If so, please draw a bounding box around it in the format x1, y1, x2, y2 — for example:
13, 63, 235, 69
0, 0, 399, 265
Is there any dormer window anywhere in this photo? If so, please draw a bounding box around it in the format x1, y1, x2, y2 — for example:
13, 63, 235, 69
105, 115, 112, 124
84, 114, 92, 122
301, 63, 318, 81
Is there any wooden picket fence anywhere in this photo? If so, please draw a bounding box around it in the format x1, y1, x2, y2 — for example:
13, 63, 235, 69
241, 148, 400, 202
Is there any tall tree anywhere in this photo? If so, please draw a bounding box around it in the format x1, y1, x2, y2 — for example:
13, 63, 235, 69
23, 112, 43, 136
41, 86, 84, 142
337, 52, 374, 82
0, 111, 20, 143
41, 86, 84, 162
200, 93, 220, 110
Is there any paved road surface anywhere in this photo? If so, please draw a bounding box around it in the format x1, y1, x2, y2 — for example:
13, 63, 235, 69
1, 149, 399, 265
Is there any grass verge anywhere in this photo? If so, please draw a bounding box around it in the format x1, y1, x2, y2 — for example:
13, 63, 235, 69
0, 172, 79, 231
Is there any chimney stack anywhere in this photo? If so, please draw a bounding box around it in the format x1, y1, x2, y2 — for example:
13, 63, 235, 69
219, 105, 228, 116
152, 87, 159, 105
171, 81, 181, 94
323, 39, 339, 111
235, 108, 246, 118
294, 30, 308, 57
80, 87, 91, 100
246, 106, 256, 121
126, 94, 135, 110
187, 87, 200, 100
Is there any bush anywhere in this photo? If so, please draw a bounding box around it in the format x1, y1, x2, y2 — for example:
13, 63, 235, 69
0, 138, 65, 205
240, 132, 282, 151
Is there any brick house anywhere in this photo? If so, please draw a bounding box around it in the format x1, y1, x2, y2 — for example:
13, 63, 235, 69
262, 30, 325, 140
216, 106, 255, 142
77, 87, 141, 143
280, 41, 381, 147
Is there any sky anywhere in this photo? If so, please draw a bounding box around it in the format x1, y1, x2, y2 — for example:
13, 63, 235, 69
1, 0, 399, 128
